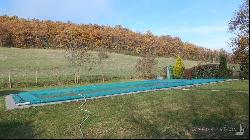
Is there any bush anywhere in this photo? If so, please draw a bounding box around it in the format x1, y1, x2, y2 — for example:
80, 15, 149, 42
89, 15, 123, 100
192, 64, 219, 79
173, 56, 185, 79
184, 63, 233, 79
232, 71, 240, 79
184, 68, 192, 79
98, 49, 109, 61
218, 54, 232, 78
240, 62, 249, 79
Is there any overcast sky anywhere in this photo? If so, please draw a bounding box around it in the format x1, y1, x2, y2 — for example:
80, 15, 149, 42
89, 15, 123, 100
0, 0, 243, 52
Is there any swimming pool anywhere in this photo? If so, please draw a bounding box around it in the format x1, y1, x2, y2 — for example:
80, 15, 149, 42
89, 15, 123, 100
12, 79, 226, 105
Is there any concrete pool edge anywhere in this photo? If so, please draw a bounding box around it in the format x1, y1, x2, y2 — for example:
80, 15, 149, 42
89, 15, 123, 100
12, 79, 227, 105
5, 79, 237, 110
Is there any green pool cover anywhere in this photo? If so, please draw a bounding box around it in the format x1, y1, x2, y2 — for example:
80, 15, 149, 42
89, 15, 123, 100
12, 79, 226, 105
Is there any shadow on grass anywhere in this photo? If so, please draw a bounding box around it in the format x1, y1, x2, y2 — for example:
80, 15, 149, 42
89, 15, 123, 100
128, 114, 165, 138
0, 120, 41, 139
124, 92, 249, 139
0, 90, 22, 97
190, 114, 249, 139
186, 93, 249, 139
123, 98, 182, 139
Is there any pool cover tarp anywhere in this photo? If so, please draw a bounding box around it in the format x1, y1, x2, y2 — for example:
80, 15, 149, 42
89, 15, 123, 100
12, 79, 226, 105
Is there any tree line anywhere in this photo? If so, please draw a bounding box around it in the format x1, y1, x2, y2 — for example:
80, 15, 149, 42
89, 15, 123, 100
0, 15, 231, 62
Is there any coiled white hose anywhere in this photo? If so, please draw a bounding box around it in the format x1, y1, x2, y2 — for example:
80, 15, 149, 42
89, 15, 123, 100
78, 94, 91, 139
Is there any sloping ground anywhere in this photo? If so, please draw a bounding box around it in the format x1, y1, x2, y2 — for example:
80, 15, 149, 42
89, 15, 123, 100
0, 47, 200, 87
0, 80, 248, 139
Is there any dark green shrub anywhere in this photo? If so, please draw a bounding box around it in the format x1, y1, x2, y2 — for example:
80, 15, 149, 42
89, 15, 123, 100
194, 64, 219, 79
240, 62, 249, 79
184, 63, 233, 79
218, 54, 232, 78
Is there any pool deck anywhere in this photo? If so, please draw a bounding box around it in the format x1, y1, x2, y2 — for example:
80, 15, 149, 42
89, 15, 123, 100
5, 79, 236, 110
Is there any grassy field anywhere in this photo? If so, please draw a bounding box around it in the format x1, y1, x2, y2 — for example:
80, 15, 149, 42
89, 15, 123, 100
0, 47, 201, 88
0, 80, 248, 139
0, 47, 247, 138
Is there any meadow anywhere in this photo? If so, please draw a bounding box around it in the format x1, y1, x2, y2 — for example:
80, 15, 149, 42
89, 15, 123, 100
0, 47, 201, 88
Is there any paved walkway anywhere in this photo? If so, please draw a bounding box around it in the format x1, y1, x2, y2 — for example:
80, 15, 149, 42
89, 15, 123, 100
5, 95, 30, 110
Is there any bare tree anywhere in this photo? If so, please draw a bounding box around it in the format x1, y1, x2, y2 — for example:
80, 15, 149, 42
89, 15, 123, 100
65, 45, 95, 83
97, 47, 109, 82
135, 49, 158, 79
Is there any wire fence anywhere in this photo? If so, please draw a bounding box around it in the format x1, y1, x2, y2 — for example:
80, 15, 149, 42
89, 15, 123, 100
0, 67, 138, 88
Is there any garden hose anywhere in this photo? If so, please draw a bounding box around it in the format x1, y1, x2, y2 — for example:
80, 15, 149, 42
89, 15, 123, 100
78, 93, 91, 139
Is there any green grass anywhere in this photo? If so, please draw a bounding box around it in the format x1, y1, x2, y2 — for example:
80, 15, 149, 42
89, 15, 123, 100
0, 47, 247, 138
0, 47, 200, 88
0, 80, 248, 139
193, 80, 249, 91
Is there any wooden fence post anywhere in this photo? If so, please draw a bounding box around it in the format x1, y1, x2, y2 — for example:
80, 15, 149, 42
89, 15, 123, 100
36, 71, 38, 85
75, 72, 77, 83
8, 72, 12, 88
76, 72, 78, 84
79, 72, 80, 83
102, 74, 104, 83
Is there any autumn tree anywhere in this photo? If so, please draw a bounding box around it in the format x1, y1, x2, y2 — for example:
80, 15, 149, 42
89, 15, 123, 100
229, 0, 249, 63
229, 0, 249, 62
0, 22, 12, 47
0, 15, 225, 62
229, 0, 249, 79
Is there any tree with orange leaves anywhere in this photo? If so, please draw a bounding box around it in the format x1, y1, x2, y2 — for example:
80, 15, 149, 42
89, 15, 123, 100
229, 0, 249, 64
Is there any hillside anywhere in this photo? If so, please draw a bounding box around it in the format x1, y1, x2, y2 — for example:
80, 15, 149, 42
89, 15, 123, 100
0, 15, 228, 62
0, 47, 200, 88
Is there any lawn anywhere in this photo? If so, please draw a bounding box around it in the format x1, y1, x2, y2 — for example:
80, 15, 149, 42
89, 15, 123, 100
0, 80, 248, 139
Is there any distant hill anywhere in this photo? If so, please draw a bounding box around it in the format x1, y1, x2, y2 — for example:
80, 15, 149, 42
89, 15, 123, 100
0, 15, 230, 62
